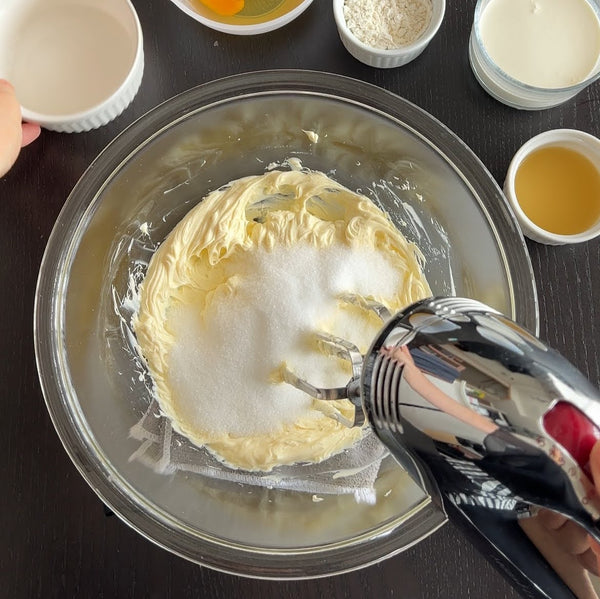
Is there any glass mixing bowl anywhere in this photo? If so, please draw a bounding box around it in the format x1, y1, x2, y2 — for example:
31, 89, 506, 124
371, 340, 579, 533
34, 70, 538, 579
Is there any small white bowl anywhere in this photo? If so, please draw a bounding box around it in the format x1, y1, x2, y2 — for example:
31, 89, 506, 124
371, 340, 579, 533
168, 0, 314, 35
504, 129, 600, 245
0, 0, 144, 133
333, 0, 445, 68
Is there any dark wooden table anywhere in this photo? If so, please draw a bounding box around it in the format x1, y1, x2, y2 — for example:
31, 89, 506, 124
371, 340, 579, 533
2, 1, 600, 598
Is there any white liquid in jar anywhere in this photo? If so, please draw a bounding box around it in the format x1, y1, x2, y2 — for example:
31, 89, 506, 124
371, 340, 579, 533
478, 0, 600, 88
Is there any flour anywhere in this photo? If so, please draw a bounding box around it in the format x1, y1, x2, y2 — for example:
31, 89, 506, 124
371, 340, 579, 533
343, 0, 433, 49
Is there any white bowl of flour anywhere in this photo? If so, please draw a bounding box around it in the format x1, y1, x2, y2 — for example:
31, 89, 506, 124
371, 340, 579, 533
333, 0, 446, 68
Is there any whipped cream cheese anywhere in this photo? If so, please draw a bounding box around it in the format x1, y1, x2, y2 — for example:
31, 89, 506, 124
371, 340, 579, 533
133, 169, 430, 471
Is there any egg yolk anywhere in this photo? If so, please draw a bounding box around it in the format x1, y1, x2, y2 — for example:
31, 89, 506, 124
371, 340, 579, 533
200, 0, 245, 15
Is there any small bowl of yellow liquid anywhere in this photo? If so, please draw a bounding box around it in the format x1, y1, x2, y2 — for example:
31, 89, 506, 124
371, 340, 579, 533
504, 129, 600, 244
169, 0, 313, 34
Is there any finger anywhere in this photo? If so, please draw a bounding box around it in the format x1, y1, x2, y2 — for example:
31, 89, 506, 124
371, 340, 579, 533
0, 79, 23, 177
537, 507, 569, 530
590, 535, 600, 557
591, 544, 600, 578
536, 509, 593, 556
520, 517, 599, 599
590, 440, 600, 492
578, 547, 600, 577
588, 441, 600, 571
588, 532, 600, 577
21, 122, 41, 147
386, 345, 406, 362
380, 346, 403, 361
548, 518, 592, 556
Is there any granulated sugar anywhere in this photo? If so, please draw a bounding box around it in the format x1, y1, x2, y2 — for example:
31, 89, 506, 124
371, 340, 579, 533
343, 0, 433, 49
167, 242, 400, 438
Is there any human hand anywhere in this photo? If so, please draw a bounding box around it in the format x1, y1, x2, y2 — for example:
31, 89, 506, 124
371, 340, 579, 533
517, 441, 600, 599
0, 79, 41, 177
534, 442, 600, 574
589, 442, 600, 567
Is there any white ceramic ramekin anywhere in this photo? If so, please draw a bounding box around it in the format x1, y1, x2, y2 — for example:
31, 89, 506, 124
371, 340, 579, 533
168, 0, 314, 35
333, 0, 445, 68
504, 129, 600, 245
0, 0, 144, 133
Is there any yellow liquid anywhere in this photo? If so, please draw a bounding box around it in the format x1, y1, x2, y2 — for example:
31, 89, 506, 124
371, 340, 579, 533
514, 145, 600, 235
191, 0, 304, 23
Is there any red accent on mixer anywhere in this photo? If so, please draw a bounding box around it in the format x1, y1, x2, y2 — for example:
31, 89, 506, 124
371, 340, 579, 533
543, 401, 600, 478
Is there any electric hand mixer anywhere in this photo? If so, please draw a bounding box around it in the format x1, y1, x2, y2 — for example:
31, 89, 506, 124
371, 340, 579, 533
282, 296, 600, 599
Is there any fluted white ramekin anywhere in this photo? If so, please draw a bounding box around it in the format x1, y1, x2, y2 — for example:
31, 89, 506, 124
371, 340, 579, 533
333, 0, 445, 68
0, 0, 144, 133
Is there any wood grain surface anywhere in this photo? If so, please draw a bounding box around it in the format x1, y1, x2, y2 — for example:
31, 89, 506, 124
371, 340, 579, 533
1, 1, 599, 598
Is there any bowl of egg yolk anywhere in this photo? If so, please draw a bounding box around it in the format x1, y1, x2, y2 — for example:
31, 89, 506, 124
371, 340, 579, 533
168, 0, 314, 34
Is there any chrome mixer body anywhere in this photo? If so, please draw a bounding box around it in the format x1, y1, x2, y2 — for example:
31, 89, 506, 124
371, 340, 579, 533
364, 296, 600, 542
283, 295, 600, 550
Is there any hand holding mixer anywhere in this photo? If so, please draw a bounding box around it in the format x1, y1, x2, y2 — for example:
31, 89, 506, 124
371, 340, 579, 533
282, 295, 600, 599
